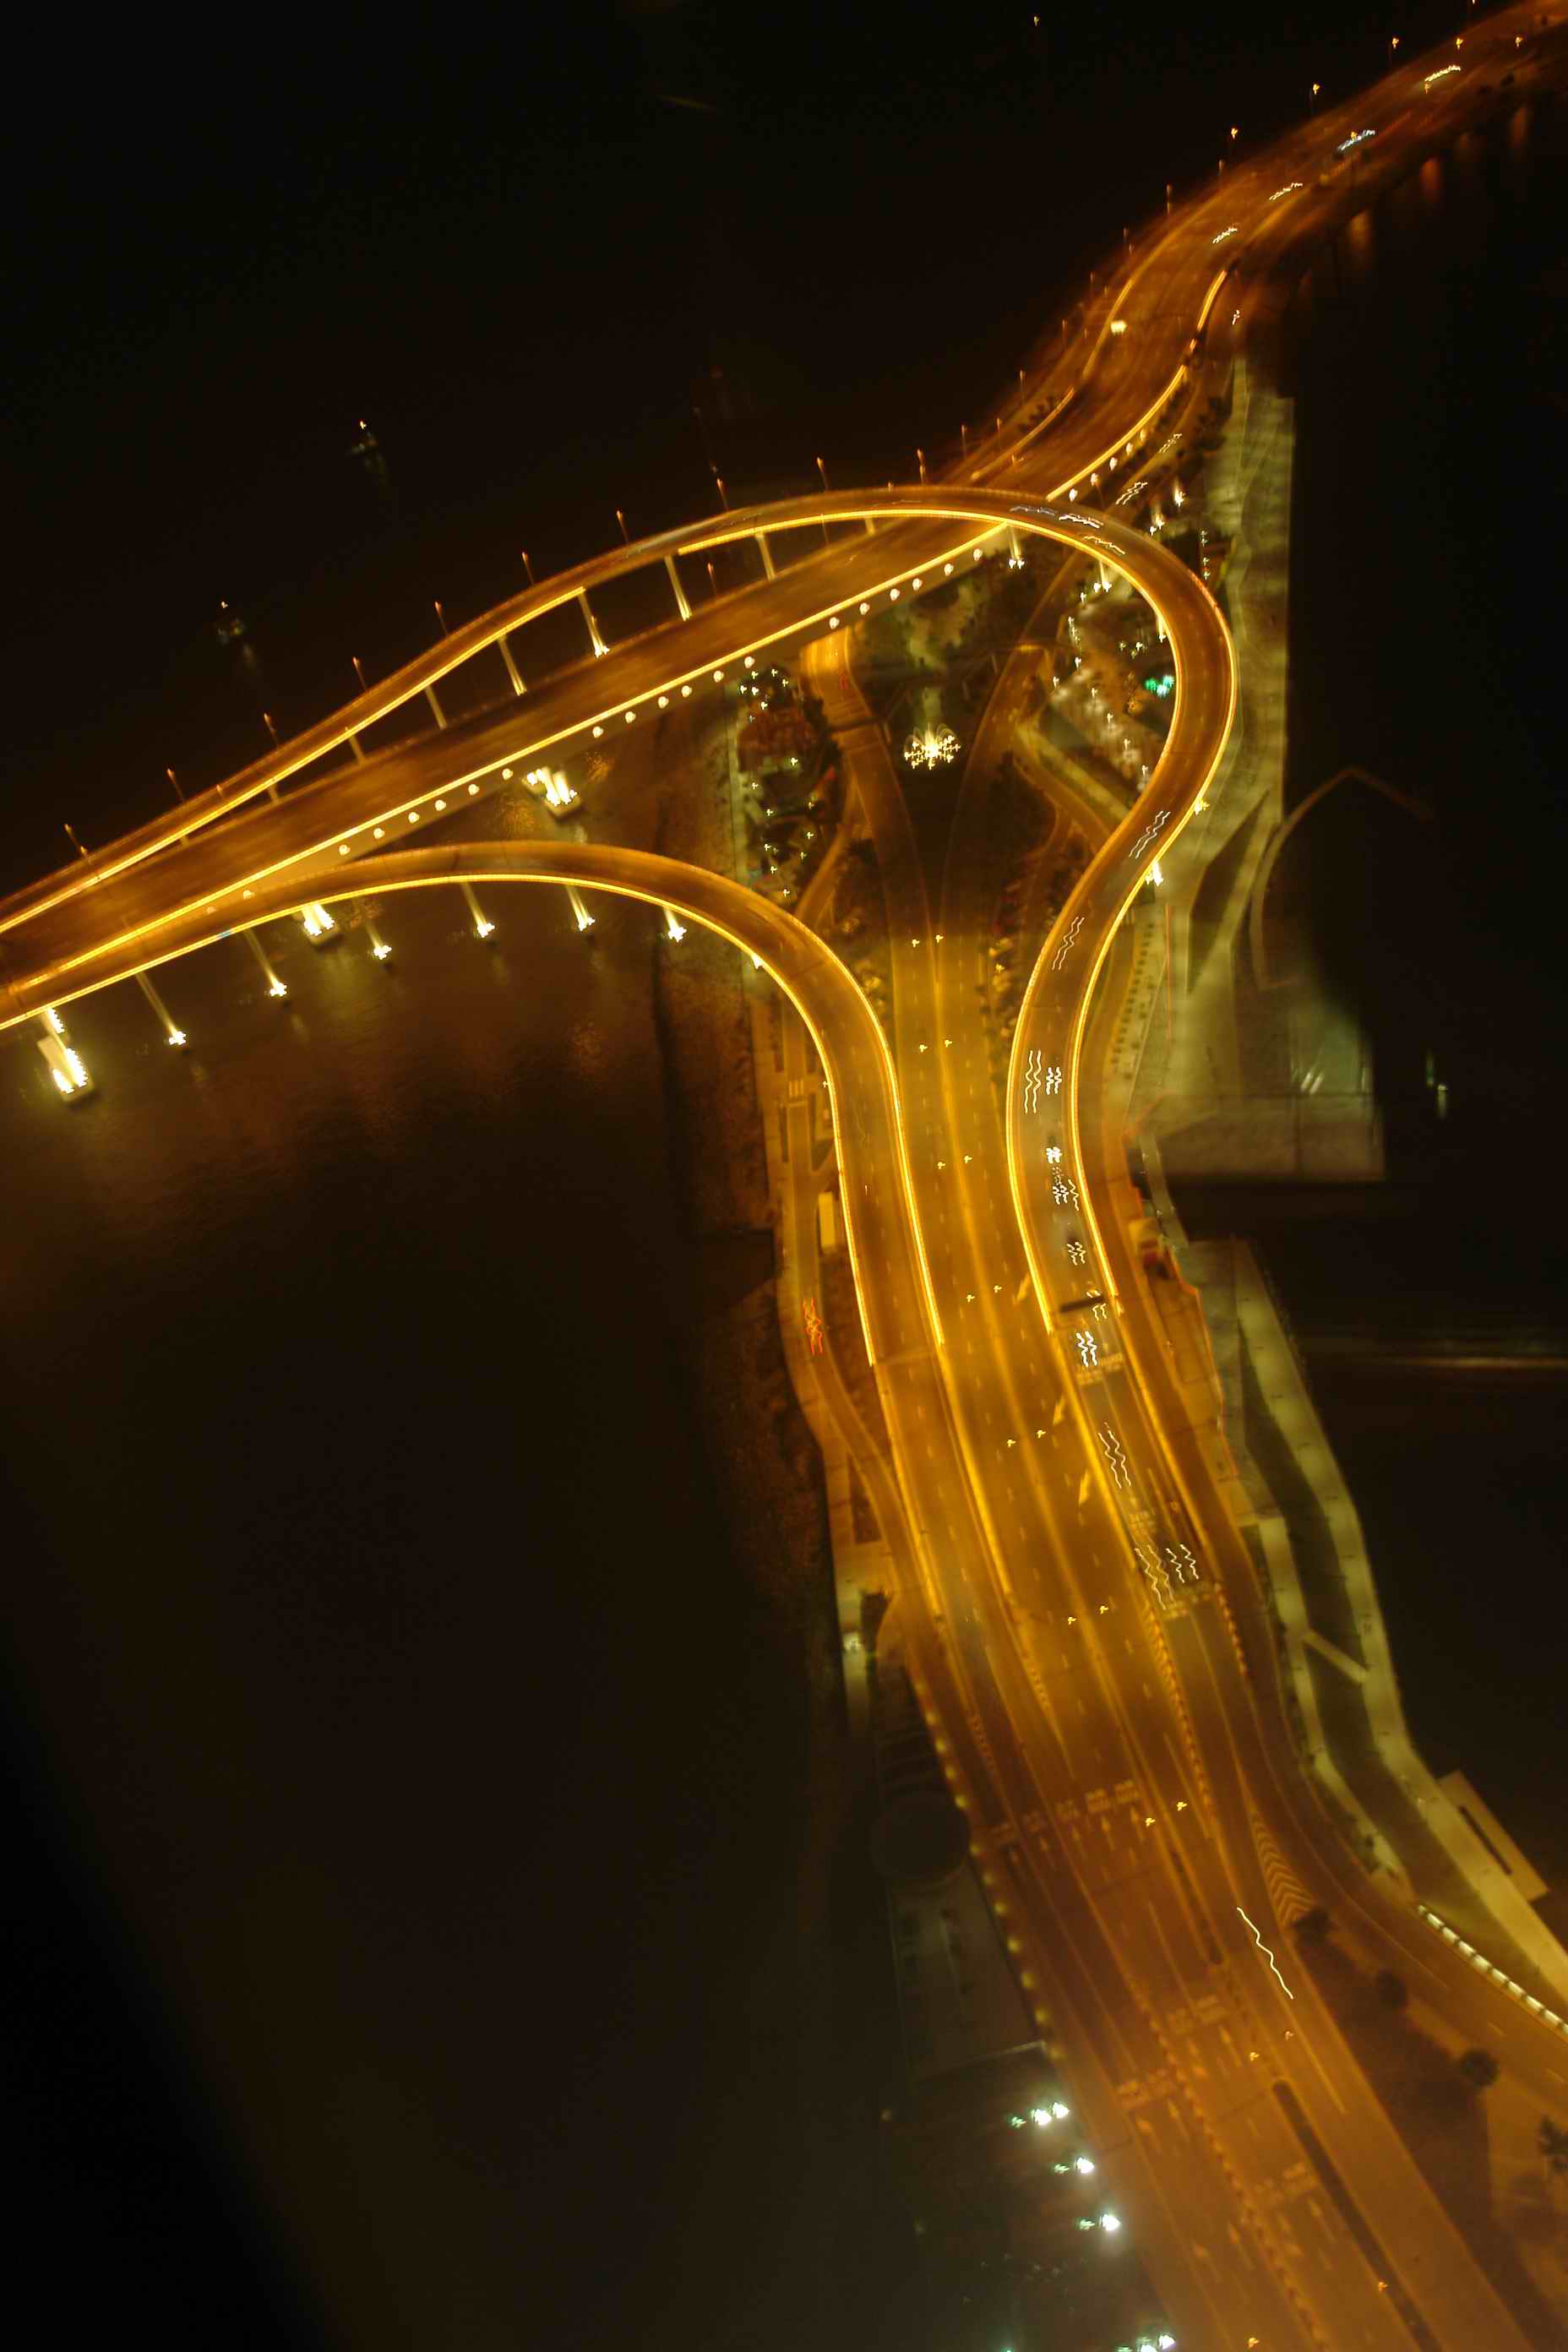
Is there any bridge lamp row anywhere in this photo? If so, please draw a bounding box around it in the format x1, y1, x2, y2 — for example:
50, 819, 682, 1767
826, 550, 983, 634
335, 781, 479, 856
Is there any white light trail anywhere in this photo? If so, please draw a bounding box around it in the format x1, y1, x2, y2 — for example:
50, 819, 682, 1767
1236, 1906, 1296, 1999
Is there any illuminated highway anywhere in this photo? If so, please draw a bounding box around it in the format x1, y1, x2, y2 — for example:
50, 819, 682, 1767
3, 8, 1565, 2344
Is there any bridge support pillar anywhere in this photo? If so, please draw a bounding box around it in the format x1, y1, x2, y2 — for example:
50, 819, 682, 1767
36, 1020, 92, 1097
663, 554, 691, 621
498, 633, 525, 697
662, 906, 686, 944
348, 733, 366, 764
567, 887, 594, 934
577, 589, 607, 659
1008, 525, 1023, 565
460, 880, 495, 940
423, 682, 448, 730
755, 531, 776, 580
861, 516, 876, 536
244, 928, 288, 998
135, 971, 187, 1046
362, 906, 391, 961
300, 902, 338, 947
1097, 557, 1110, 592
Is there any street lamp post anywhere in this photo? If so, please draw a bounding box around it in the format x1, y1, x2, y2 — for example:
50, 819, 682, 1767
1310, 80, 1321, 112
520, 548, 535, 585
260, 711, 280, 799
713, 472, 729, 510
166, 765, 183, 803
433, 599, 448, 636
63, 821, 89, 863
615, 507, 629, 545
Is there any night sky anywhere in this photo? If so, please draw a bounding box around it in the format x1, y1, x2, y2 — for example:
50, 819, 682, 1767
0, 3, 1451, 881
0, 4, 1508, 2346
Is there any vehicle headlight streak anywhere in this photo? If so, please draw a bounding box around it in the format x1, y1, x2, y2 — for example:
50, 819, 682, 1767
1237, 1905, 1297, 2000
10, 496, 1217, 1026
7, 496, 1236, 1896
0, 67, 1519, 2281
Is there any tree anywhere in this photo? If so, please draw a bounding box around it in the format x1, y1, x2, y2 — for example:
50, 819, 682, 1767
1374, 1971, 1408, 2012
1294, 1907, 1331, 1946
1458, 2049, 1500, 2091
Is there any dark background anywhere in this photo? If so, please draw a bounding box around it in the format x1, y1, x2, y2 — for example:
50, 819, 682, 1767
0, 1, 1464, 884
1, 6, 1550, 2349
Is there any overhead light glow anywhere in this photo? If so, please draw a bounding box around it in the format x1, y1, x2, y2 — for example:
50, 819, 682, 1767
903, 725, 960, 770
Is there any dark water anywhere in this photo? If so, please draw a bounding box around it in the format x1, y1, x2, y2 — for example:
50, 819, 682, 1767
0, 885, 812, 2350
1184, 94, 1568, 1892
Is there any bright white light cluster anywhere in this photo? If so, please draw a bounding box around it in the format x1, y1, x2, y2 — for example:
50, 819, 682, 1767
903, 725, 959, 770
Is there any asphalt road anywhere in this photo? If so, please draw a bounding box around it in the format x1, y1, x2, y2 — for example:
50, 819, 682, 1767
3, 8, 1564, 2344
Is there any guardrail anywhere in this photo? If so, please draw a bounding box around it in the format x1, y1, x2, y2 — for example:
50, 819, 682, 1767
1417, 1903, 1568, 2040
